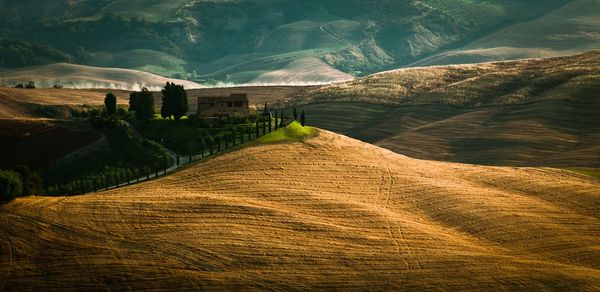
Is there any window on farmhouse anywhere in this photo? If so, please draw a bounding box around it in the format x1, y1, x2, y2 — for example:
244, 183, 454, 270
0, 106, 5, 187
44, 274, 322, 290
233, 101, 243, 107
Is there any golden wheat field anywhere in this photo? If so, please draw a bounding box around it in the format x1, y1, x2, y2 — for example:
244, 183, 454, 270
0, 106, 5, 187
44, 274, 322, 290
1, 130, 598, 290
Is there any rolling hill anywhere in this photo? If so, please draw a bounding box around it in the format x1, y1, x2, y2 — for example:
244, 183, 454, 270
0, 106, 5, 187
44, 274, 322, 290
1, 0, 588, 84
285, 52, 600, 167
409, 0, 600, 66
0, 87, 132, 119
0, 129, 598, 289
3, 63, 202, 91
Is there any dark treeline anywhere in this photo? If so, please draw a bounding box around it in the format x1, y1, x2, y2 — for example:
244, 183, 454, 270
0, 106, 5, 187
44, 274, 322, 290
0, 39, 73, 67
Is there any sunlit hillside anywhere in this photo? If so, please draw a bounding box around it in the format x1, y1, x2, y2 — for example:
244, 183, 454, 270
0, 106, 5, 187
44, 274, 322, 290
1, 130, 598, 289
288, 52, 600, 167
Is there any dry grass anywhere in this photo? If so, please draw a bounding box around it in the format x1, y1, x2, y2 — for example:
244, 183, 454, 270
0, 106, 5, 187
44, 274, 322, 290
1, 131, 598, 290
286, 51, 599, 106
0, 87, 130, 107
303, 100, 600, 167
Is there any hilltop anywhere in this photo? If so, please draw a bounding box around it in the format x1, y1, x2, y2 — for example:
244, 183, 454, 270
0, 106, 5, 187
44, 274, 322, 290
0, 130, 598, 289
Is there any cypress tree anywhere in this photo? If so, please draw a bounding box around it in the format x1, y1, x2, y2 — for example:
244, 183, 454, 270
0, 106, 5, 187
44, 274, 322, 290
280, 110, 284, 127
301, 110, 306, 126
135, 88, 155, 123
293, 107, 298, 120
129, 91, 139, 112
104, 93, 117, 116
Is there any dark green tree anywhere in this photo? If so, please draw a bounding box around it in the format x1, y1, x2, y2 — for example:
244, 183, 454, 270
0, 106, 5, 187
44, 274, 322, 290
104, 93, 117, 115
135, 88, 155, 123
300, 110, 306, 127
274, 111, 279, 130
128, 91, 139, 112
0, 170, 23, 201
161, 82, 188, 120
293, 107, 298, 120
280, 110, 284, 127
12, 166, 43, 196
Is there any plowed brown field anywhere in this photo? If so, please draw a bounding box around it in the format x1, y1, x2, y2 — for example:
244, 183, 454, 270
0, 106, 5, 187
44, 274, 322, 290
1, 130, 598, 290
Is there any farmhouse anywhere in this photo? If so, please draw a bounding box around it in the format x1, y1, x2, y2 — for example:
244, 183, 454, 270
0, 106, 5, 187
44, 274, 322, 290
197, 94, 251, 120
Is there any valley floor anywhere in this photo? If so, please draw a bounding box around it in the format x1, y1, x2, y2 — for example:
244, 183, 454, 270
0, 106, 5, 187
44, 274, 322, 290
1, 130, 598, 290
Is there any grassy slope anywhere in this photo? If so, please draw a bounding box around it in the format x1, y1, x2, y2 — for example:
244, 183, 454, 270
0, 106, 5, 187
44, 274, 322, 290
288, 52, 600, 167
292, 51, 599, 106
0, 87, 130, 119
88, 49, 189, 77
302, 101, 600, 167
257, 121, 318, 144
0, 130, 598, 289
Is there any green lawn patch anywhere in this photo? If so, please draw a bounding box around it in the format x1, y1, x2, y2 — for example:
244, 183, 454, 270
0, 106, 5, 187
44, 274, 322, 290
257, 121, 318, 144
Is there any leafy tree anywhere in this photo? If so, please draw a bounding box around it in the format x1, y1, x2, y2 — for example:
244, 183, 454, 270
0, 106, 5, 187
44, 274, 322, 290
129, 91, 139, 112
300, 110, 306, 127
0, 170, 23, 201
161, 82, 188, 120
12, 166, 43, 196
104, 93, 117, 115
134, 88, 155, 123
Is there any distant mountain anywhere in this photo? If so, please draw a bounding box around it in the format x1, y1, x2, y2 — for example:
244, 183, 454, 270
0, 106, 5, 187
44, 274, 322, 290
0, 0, 595, 85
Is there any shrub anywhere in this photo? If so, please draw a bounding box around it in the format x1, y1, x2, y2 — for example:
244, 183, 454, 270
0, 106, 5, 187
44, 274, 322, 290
0, 170, 23, 202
